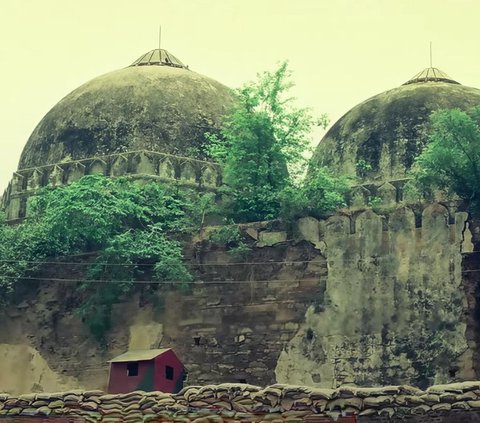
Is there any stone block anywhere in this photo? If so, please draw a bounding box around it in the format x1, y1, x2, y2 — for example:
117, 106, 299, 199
257, 231, 287, 247
295, 217, 320, 246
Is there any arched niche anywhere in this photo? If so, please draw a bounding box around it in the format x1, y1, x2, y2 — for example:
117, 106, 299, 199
350, 185, 371, 208
180, 161, 197, 184
377, 182, 397, 207
66, 163, 86, 184
27, 169, 43, 190
110, 155, 128, 177
11, 173, 25, 193
159, 158, 176, 180
324, 214, 351, 237
354, 209, 384, 257
48, 166, 64, 186
88, 159, 106, 176
421, 203, 450, 245
388, 207, 415, 232
200, 165, 218, 187
134, 152, 155, 175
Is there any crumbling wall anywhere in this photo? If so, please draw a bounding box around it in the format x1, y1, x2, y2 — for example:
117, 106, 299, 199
0, 202, 479, 395
0, 237, 326, 394
276, 204, 475, 388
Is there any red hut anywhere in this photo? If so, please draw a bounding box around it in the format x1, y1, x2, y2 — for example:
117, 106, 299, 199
107, 348, 185, 394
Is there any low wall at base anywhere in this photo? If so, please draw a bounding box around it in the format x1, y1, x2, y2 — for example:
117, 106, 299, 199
3, 382, 480, 422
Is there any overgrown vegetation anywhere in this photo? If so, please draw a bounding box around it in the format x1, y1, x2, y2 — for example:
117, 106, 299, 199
407, 107, 480, 213
279, 168, 352, 220
207, 61, 348, 222
208, 225, 251, 262
0, 175, 210, 341
0, 63, 356, 342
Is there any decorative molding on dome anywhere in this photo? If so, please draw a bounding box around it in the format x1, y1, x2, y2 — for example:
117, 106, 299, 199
1, 150, 220, 222
130, 49, 187, 69
403, 67, 460, 85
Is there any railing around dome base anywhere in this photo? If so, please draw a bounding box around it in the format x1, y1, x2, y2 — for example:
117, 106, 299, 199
0, 150, 221, 222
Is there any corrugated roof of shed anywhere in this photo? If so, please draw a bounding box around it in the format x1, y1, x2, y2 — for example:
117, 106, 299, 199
109, 348, 172, 363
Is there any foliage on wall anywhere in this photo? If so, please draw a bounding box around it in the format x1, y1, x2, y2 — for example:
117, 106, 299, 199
0, 175, 212, 341
408, 107, 480, 213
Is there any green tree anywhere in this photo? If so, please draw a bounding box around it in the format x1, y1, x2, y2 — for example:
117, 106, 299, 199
279, 167, 352, 220
408, 107, 480, 212
207, 61, 315, 222
0, 175, 209, 340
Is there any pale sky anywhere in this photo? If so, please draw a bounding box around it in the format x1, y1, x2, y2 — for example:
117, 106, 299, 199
1, 0, 480, 191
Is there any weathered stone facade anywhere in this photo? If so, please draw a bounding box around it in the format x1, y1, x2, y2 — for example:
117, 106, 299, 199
2, 52, 480, 407
0, 198, 479, 395
310, 77, 480, 184
277, 203, 473, 388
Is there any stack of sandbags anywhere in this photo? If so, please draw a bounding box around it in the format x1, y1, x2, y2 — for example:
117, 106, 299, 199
0, 390, 104, 422
2, 381, 480, 421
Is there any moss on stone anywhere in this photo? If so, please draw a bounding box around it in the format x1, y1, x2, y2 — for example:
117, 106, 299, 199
19, 66, 235, 169
311, 82, 480, 183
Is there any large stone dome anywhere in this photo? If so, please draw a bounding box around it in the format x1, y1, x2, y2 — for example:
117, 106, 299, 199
18, 49, 235, 169
311, 68, 480, 183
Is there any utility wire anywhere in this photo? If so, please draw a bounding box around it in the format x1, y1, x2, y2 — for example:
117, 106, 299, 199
2, 270, 478, 285
0, 275, 324, 285
0, 254, 473, 267
0, 259, 319, 267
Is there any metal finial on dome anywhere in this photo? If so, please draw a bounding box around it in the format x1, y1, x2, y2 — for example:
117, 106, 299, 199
403, 67, 460, 85
130, 49, 187, 69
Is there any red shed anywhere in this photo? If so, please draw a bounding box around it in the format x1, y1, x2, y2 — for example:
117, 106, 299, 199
107, 348, 185, 394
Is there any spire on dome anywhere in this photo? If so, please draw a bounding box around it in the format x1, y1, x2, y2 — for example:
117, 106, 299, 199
130, 49, 187, 69
403, 67, 460, 85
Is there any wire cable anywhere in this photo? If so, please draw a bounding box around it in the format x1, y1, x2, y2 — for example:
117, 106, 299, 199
0, 275, 325, 285
0, 259, 320, 267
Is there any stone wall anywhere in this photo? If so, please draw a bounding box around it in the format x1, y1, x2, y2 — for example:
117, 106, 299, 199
277, 203, 475, 388
0, 235, 326, 394
0, 202, 479, 396
1, 150, 220, 221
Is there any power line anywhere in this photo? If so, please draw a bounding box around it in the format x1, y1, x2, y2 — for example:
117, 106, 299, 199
0, 275, 324, 285
2, 269, 477, 286
0, 254, 474, 267
2, 246, 479, 268
0, 259, 319, 267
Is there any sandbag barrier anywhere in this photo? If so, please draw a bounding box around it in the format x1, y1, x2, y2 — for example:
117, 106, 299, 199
2, 382, 480, 422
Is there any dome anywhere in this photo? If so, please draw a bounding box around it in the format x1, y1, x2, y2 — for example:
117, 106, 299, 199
18, 49, 235, 169
310, 67, 480, 183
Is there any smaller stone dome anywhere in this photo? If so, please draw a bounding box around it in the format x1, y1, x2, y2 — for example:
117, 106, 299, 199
310, 67, 480, 184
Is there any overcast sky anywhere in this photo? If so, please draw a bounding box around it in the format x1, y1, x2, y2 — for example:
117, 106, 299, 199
1, 0, 480, 191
